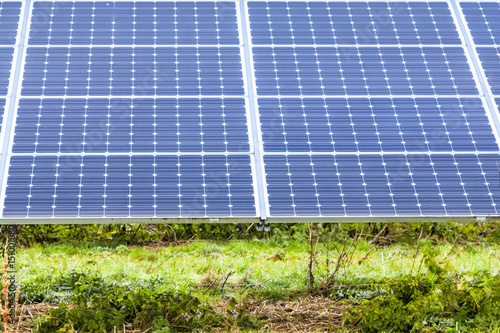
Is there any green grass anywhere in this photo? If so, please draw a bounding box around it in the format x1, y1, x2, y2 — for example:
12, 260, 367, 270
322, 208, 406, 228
17, 236, 500, 304
11, 223, 500, 332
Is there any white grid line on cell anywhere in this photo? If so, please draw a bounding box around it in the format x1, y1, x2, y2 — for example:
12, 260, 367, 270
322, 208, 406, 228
193, 3, 209, 217
252, 44, 465, 48
173, 3, 183, 216
343, 2, 386, 215
214, 2, 235, 215
15, 94, 486, 99
18, 95, 249, 99
428, 3, 495, 213
152, 2, 157, 217
127, 1, 137, 217
102, 1, 118, 217
26, 44, 242, 48
7, 150, 500, 157
26, 2, 56, 217
386, 2, 451, 215
309, 3, 347, 214
51, 1, 76, 217
284, 3, 323, 215
263, 1, 297, 215
76, 1, 96, 216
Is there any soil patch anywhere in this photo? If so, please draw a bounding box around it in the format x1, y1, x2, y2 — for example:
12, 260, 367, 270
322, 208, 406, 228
245, 296, 350, 332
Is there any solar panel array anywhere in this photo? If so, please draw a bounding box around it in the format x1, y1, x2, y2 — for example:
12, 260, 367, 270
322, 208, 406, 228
0, 0, 499, 222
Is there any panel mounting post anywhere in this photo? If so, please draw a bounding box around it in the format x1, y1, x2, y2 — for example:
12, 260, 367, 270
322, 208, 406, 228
237, 0, 270, 221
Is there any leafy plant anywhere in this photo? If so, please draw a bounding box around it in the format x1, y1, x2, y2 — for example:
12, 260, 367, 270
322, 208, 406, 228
35, 272, 260, 332
343, 251, 500, 332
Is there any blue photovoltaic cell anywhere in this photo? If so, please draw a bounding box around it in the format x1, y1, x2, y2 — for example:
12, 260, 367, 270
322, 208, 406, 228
477, 47, 500, 95
461, 2, 500, 45
0, 48, 14, 96
29, 1, 239, 45
259, 98, 497, 153
0, 2, 21, 45
22, 47, 244, 96
248, 1, 461, 45
13, 98, 249, 153
4, 155, 255, 218
253, 47, 478, 96
264, 154, 500, 217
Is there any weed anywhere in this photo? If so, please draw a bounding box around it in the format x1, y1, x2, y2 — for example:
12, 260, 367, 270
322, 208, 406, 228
35, 272, 260, 333
343, 251, 500, 332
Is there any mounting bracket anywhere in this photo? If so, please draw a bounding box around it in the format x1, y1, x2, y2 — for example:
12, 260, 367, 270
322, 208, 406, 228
256, 219, 270, 232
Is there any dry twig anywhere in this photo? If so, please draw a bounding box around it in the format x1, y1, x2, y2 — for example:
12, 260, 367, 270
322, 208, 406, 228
368, 225, 387, 244
411, 227, 425, 274
220, 271, 234, 297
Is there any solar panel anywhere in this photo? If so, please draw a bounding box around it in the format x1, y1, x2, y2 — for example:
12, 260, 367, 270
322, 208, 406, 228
0, 2, 21, 45
461, 2, 500, 45
248, 0, 500, 219
0, 0, 500, 223
2, 0, 257, 220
